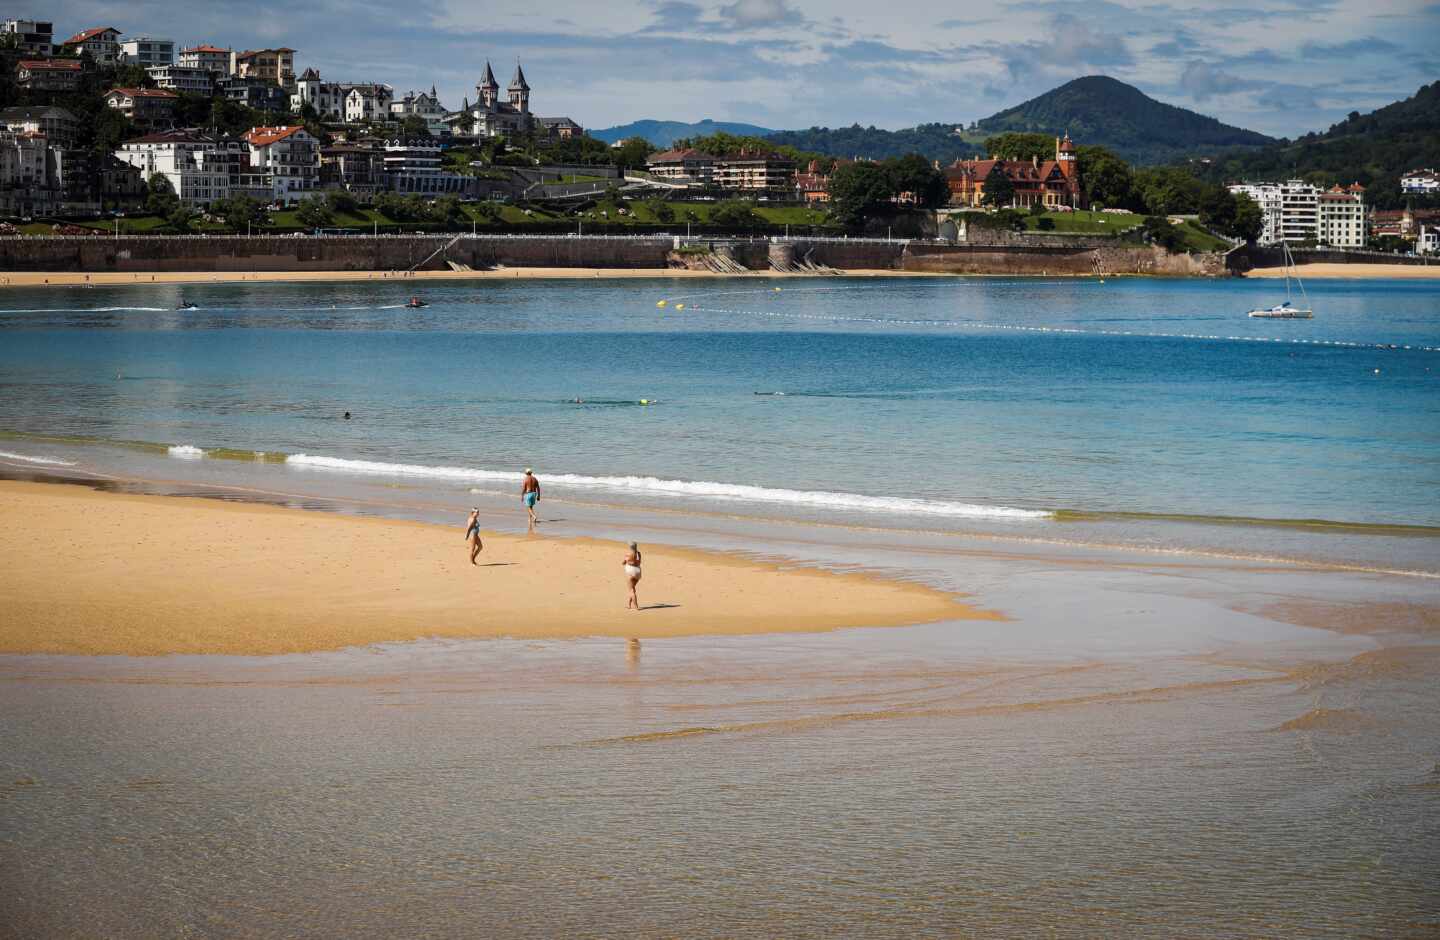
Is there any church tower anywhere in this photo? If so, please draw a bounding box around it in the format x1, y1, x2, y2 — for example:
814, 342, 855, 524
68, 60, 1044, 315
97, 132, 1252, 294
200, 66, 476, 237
508, 62, 530, 116
1056, 133, 1078, 206
477, 62, 498, 109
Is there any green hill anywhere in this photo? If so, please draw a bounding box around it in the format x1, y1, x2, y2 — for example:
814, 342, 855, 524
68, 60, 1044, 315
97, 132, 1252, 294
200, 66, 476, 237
764, 76, 1273, 166
969, 76, 1274, 164
1184, 81, 1440, 209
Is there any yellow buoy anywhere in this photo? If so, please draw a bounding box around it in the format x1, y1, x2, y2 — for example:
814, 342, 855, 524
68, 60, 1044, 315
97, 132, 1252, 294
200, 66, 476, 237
675, 303, 684, 310
657, 300, 667, 307
774, 287, 781, 291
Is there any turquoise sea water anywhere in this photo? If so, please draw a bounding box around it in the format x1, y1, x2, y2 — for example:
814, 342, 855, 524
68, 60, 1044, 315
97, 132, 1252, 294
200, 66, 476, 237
1, 274, 1437, 569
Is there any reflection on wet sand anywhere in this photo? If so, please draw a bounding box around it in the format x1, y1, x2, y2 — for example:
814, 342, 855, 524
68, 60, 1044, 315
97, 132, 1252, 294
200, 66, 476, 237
2, 639, 1437, 938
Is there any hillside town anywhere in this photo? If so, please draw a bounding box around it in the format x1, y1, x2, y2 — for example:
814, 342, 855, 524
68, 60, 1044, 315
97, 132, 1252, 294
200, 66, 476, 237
1, 14, 1437, 254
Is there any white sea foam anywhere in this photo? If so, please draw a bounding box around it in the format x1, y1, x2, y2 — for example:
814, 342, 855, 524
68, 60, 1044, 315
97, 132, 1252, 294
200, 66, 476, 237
286, 454, 1050, 521
168, 445, 205, 459
0, 450, 77, 467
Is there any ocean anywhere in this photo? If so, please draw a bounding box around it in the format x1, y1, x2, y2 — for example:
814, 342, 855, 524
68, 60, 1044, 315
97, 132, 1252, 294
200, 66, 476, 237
2, 274, 1439, 937
1, 274, 1437, 571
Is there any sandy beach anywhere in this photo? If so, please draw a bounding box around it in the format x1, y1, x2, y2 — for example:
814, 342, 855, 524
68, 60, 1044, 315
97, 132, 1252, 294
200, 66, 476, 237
1246, 262, 1440, 279
0, 267, 942, 288
0, 480, 990, 656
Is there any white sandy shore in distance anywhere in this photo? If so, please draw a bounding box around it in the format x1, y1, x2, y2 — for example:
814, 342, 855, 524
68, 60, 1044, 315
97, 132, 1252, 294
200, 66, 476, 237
0, 480, 998, 656
1246, 263, 1440, 279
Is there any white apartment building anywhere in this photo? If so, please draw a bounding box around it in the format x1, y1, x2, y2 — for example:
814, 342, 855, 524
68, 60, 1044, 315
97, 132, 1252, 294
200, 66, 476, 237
383, 138, 467, 194
646, 149, 716, 185
61, 26, 121, 64
1317, 186, 1367, 248
243, 125, 319, 205
344, 84, 393, 123
147, 65, 214, 94
711, 151, 796, 193
1419, 226, 1439, 256
115, 131, 237, 207
2, 18, 54, 55
178, 44, 232, 75
120, 36, 175, 68
0, 126, 61, 215
1227, 179, 1366, 247
1401, 169, 1439, 195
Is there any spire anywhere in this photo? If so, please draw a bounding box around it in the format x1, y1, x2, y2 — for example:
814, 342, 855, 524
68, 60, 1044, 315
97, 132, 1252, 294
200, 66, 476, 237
479, 62, 497, 90
430, 83, 437, 98
508, 61, 529, 92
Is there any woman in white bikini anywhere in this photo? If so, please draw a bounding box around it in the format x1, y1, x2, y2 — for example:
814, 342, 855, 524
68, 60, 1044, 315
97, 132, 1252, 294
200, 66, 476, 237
622, 541, 642, 610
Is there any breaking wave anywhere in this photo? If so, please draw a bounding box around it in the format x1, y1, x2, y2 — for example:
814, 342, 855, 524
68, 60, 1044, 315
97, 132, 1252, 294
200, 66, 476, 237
284, 453, 1051, 521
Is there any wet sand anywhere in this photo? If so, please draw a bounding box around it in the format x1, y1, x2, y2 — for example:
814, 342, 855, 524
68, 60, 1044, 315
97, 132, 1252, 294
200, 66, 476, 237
0, 268, 941, 288
1247, 263, 1440, 279
0, 480, 991, 656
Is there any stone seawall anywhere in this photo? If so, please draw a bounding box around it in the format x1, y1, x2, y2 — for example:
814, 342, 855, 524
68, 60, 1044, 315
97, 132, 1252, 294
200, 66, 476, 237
0, 234, 1229, 277
0, 235, 673, 273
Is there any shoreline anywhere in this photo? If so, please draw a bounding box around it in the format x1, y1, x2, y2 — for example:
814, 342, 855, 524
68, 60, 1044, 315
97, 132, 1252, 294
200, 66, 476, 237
1, 267, 956, 288
1246, 262, 1440, 279
0, 479, 994, 656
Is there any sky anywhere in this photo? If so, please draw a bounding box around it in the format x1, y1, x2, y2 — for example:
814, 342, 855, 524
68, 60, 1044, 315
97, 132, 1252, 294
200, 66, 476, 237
44, 0, 1440, 138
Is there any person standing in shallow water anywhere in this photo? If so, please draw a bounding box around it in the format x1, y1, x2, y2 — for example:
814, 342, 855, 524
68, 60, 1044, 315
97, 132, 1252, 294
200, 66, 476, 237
622, 541, 642, 610
464, 507, 483, 564
520, 469, 540, 528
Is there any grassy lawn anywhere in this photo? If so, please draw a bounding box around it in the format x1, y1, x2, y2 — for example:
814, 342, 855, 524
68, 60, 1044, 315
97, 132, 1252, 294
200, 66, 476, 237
1020, 209, 1143, 234
1173, 220, 1232, 253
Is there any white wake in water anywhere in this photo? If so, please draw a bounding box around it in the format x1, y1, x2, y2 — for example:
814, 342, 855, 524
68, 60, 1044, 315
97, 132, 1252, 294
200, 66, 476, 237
0, 450, 77, 467
168, 445, 205, 459
286, 453, 1050, 521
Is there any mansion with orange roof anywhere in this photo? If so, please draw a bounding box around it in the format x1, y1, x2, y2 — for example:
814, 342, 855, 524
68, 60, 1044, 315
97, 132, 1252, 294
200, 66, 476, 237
944, 135, 1082, 209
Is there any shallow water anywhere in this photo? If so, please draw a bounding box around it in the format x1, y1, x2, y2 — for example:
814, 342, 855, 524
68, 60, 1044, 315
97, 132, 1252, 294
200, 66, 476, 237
2, 275, 1439, 936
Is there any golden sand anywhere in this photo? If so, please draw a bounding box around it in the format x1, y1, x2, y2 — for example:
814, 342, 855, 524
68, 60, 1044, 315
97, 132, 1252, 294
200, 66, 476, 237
1246, 263, 1440, 279
0, 268, 940, 288
0, 481, 995, 656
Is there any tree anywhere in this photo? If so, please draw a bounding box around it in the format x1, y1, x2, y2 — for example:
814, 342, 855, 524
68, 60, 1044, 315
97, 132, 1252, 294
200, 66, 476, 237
711, 199, 760, 227
401, 114, 432, 140
145, 174, 180, 217
983, 132, 1054, 161
167, 204, 197, 232
828, 162, 894, 225
295, 195, 333, 228
612, 136, 655, 170
1229, 191, 1263, 243
1141, 215, 1184, 251
211, 195, 266, 233
324, 189, 359, 216
645, 198, 674, 223
430, 195, 464, 226
473, 200, 499, 221
980, 164, 1016, 208
883, 153, 948, 209
1075, 145, 1135, 211
1132, 167, 1205, 215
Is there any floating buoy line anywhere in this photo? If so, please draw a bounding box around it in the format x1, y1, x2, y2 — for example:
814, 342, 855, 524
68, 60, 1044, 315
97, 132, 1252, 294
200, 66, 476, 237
651, 284, 1439, 354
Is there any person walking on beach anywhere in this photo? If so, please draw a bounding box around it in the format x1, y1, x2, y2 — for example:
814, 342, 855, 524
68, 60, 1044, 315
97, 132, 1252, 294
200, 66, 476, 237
464, 507, 483, 564
521, 468, 541, 528
622, 542, 643, 610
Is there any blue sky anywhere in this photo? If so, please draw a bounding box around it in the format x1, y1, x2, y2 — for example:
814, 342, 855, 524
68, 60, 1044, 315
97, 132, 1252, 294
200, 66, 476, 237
47, 0, 1440, 137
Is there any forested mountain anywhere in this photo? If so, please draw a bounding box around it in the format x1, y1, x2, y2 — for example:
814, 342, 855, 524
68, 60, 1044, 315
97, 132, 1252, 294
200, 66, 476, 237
589, 119, 776, 147
765, 76, 1273, 166
1183, 81, 1440, 209
969, 76, 1273, 164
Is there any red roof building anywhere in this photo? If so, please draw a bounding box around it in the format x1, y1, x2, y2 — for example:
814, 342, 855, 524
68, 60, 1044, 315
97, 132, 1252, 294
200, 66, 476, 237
60, 26, 121, 63
946, 134, 1081, 209
15, 58, 83, 91
104, 87, 180, 130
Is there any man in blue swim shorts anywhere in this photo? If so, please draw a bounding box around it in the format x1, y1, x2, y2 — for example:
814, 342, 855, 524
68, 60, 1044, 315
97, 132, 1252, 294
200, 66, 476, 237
521, 468, 541, 528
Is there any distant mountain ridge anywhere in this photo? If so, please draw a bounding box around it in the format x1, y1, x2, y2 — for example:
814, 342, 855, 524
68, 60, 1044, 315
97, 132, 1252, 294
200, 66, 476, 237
1185, 80, 1440, 209
589, 119, 777, 148
764, 76, 1275, 166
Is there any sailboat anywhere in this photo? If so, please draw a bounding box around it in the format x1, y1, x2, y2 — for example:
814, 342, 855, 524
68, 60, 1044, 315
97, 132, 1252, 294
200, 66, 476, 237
1248, 242, 1313, 318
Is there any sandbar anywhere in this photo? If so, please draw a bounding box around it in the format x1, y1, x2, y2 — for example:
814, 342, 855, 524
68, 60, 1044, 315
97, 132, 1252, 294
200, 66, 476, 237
0, 480, 993, 656
1246, 263, 1440, 279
